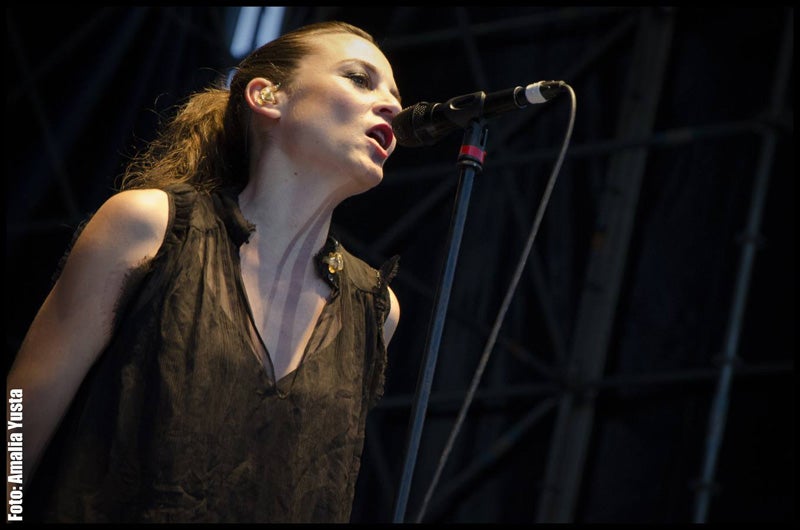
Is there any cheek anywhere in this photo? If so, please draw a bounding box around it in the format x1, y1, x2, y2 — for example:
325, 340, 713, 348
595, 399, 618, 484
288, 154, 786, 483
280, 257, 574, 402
281, 89, 365, 155
322, 96, 362, 127
290, 100, 353, 137
290, 89, 357, 118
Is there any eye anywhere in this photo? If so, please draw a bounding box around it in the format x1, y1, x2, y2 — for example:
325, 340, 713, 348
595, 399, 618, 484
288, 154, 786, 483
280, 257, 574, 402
345, 72, 371, 89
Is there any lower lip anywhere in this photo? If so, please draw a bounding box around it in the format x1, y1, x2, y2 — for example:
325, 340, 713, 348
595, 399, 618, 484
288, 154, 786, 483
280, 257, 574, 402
370, 138, 389, 160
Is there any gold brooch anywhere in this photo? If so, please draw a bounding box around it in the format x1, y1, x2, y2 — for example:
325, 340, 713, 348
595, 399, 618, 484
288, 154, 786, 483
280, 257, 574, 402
322, 251, 344, 274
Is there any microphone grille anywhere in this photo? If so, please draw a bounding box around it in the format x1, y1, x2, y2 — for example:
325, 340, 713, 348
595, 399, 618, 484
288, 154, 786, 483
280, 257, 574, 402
391, 102, 431, 148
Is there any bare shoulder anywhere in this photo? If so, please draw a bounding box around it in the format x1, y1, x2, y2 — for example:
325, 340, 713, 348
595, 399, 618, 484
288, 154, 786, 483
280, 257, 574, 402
98, 188, 169, 234
87, 189, 170, 263
383, 286, 401, 346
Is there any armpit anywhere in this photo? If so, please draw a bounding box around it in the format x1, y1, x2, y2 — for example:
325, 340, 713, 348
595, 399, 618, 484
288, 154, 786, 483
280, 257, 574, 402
110, 257, 155, 332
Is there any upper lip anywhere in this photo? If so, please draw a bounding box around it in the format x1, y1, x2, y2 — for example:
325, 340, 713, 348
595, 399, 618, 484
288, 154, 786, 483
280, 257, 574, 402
367, 123, 395, 152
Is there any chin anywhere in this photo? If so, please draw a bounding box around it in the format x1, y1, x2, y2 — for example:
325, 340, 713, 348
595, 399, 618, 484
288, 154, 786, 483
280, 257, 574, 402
352, 168, 384, 194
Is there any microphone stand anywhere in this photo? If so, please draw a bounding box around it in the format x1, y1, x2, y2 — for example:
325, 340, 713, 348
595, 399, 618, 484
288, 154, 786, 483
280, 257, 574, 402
392, 118, 488, 523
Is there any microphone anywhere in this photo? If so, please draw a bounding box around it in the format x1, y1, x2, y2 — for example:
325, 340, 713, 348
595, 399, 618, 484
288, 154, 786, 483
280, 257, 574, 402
392, 80, 566, 147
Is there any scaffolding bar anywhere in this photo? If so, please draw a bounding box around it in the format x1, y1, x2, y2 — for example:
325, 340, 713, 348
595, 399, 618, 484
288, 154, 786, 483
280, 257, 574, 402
692, 9, 793, 523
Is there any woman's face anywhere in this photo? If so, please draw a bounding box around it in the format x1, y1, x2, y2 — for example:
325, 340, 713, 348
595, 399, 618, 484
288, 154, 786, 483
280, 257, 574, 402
277, 32, 403, 194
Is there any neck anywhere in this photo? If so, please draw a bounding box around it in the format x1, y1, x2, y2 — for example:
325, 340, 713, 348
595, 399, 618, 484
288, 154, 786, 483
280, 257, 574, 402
237, 158, 350, 266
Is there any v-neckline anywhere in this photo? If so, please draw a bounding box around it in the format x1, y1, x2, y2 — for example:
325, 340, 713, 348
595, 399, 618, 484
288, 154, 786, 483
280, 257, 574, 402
246, 291, 331, 389
233, 238, 343, 393
212, 189, 344, 393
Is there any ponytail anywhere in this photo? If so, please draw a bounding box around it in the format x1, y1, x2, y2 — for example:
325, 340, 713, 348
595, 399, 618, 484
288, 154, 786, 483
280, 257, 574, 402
119, 87, 240, 192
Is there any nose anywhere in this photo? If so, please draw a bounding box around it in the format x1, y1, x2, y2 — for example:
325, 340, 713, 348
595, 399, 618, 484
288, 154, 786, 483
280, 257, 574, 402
376, 89, 402, 121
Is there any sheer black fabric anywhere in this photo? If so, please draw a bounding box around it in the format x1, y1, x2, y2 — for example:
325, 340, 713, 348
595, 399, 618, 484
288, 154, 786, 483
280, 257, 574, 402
36, 184, 397, 523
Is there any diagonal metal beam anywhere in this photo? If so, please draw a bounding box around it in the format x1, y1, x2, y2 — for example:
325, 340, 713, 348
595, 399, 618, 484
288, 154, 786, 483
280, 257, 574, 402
7, 8, 151, 249
692, 7, 794, 523
536, 8, 675, 522
6, 7, 120, 105
375, 8, 638, 254
380, 7, 635, 50
421, 397, 559, 522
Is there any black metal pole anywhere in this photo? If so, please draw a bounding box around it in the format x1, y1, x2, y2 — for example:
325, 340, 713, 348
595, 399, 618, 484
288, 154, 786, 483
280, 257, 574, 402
392, 119, 488, 523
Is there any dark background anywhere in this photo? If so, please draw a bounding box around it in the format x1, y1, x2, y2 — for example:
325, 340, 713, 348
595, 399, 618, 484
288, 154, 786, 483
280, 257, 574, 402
5, 7, 793, 523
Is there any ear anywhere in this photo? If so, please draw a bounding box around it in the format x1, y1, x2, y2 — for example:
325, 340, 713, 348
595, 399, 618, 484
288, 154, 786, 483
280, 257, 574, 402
244, 77, 282, 119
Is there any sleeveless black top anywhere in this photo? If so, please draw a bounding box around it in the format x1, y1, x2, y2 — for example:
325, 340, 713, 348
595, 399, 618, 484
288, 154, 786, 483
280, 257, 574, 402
38, 184, 398, 523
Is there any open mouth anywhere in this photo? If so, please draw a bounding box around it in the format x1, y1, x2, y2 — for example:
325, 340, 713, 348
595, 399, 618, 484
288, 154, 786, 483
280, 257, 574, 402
367, 123, 394, 152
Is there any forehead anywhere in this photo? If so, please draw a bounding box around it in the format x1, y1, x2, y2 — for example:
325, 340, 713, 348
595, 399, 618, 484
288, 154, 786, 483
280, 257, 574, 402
302, 32, 395, 79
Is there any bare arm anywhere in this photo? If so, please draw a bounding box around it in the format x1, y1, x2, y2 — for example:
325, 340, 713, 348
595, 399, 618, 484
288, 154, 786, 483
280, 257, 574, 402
6, 189, 169, 486
383, 286, 401, 346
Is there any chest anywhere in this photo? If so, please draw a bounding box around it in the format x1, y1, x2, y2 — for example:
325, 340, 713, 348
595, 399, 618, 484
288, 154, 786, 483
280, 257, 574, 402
238, 255, 331, 382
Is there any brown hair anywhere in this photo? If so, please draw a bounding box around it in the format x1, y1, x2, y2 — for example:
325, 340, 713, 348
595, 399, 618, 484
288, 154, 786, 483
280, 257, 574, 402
119, 21, 375, 192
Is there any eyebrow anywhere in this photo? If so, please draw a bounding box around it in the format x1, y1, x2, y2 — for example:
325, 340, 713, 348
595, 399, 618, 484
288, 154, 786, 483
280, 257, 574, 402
341, 59, 402, 105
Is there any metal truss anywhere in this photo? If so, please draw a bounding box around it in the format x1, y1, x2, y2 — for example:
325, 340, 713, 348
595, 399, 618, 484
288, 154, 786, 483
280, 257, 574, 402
5, 6, 794, 524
